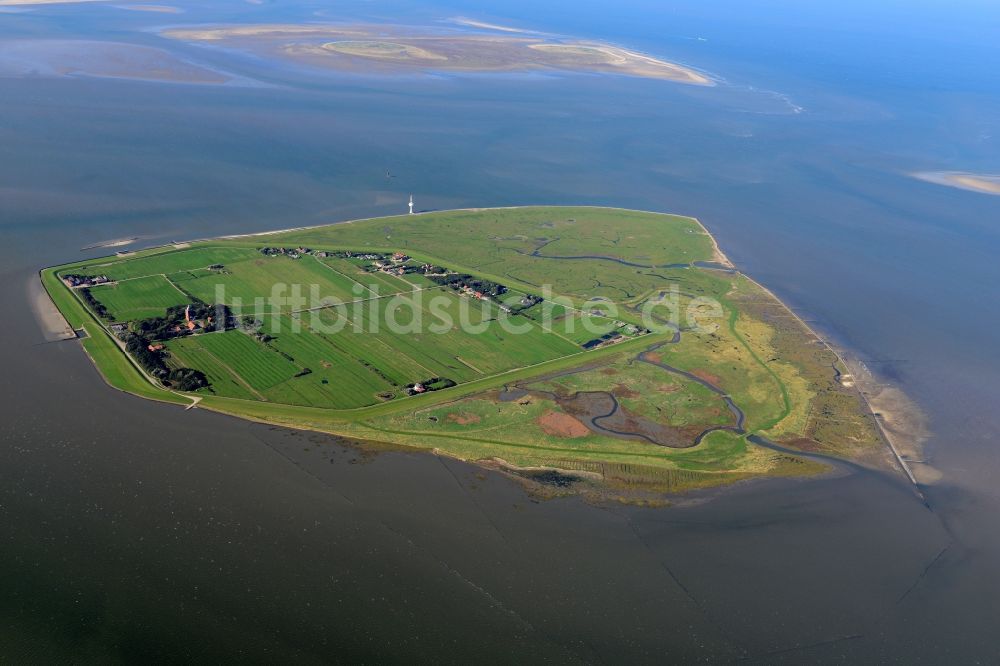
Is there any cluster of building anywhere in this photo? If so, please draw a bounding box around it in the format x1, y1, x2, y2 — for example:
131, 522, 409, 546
454, 284, 516, 313
62, 273, 110, 288
368, 252, 456, 280
518, 294, 543, 310
372, 252, 412, 276
612, 321, 644, 336
258, 246, 314, 259
580, 321, 650, 350
333, 250, 381, 261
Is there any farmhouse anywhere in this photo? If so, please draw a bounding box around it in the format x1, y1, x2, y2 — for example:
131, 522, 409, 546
62, 274, 110, 288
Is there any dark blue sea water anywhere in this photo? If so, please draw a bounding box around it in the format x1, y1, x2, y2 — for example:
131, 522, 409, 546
2, 0, 999, 661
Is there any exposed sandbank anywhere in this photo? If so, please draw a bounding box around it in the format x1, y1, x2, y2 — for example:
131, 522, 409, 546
0, 39, 231, 84
449, 17, 537, 34
162, 23, 713, 85
913, 171, 1000, 196
115, 3, 181, 12
81, 237, 138, 251
739, 272, 927, 489
844, 358, 935, 484
0, 0, 107, 4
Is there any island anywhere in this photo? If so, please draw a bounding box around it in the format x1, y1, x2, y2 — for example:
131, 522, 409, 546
41, 207, 904, 501
913, 171, 1000, 196
161, 23, 713, 85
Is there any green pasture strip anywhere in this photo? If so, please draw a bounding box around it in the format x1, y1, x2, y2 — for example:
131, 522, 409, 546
176, 254, 364, 310
307, 308, 434, 384
261, 314, 395, 409
186, 328, 673, 425
87, 274, 192, 322
165, 339, 259, 401
348, 288, 579, 380
316, 256, 412, 295
77, 246, 259, 281
343, 292, 479, 383
168, 330, 300, 392
541, 305, 621, 346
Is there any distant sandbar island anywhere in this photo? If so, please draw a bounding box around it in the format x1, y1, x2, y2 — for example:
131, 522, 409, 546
161, 23, 713, 84
913, 171, 1000, 196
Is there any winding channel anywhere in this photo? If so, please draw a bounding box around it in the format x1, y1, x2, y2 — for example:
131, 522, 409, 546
636, 341, 747, 440
515, 238, 689, 269
501, 333, 747, 448
497, 249, 922, 497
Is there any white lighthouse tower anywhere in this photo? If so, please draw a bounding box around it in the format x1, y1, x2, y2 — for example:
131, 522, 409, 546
408, 195, 414, 215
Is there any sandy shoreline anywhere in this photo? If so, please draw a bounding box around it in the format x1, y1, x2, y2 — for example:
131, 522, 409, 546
740, 272, 929, 490
81, 236, 138, 251
28, 273, 76, 342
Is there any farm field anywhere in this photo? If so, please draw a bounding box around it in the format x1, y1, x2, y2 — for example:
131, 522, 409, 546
87, 274, 191, 321
45, 206, 896, 497
532, 302, 624, 346
89, 246, 257, 281
317, 256, 415, 294
172, 253, 398, 309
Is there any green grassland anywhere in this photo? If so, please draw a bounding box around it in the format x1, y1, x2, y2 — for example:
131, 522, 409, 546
170, 252, 402, 309
526, 355, 733, 429
88, 246, 256, 281
87, 274, 191, 322
43, 206, 890, 498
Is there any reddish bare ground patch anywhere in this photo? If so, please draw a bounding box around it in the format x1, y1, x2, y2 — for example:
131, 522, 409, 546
692, 369, 723, 387
600, 367, 619, 376
536, 410, 590, 438
645, 352, 663, 363
612, 383, 640, 399
447, 412, 481, 425
656, 383, 680, 393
